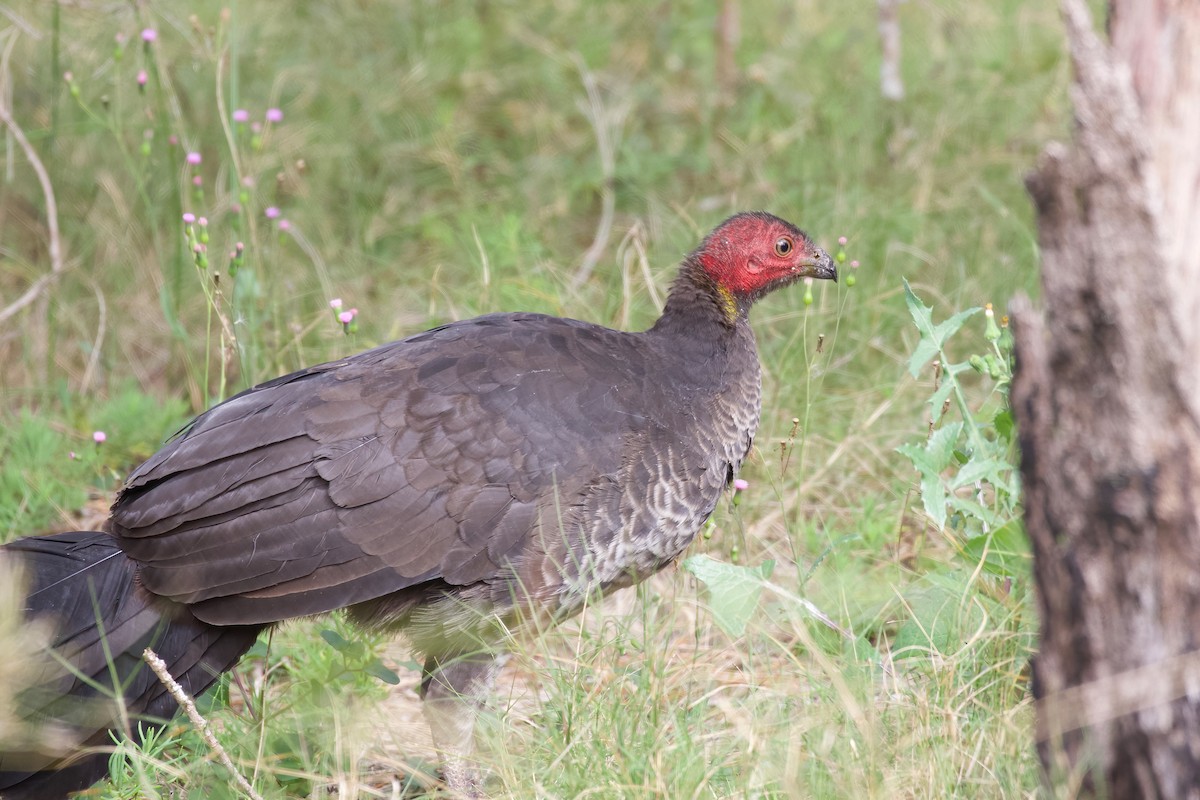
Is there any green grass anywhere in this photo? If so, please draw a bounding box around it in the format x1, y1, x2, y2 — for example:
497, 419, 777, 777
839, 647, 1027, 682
0, 0, 1064, 796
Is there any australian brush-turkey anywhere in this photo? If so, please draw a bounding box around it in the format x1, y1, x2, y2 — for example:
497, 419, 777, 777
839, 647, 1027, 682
0, 211, 835, 798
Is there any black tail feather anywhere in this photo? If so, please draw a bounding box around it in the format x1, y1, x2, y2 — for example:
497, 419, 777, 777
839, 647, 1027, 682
0, 532, 262, 800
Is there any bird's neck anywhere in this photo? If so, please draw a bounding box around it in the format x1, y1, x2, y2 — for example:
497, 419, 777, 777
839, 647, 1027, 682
650, 257, 751, 338
643, 259, 760, 393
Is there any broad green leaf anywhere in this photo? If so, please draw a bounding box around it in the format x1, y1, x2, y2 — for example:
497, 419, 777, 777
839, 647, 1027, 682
892, 578, 989, 659
320, 628, 350, 652
366, 658, 401, 685
682, 555, 774, 637
962, 519, 1030, 578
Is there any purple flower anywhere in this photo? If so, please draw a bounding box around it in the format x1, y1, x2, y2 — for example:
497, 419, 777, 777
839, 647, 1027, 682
182, 212, 196, 224
232, 109, 249, 123
68, 451, 77, 460
186, 151, 202, 166
733, 478, 749, 491
197, 216, 208, 227
850, 259, 860, 268
278, 219, 291, 231
93, 430, 107, 444
837, 236, 848, 246
338, 310, 355, 325
141, 28, 157, 43
265, 108, 283, 123
191, 175, 203, 187
329, 298, 343, 310
265, 206, 280, 219
137, 69, 148, 87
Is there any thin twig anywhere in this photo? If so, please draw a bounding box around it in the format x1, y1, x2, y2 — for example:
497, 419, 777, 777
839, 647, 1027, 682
0, 47, 66, 326
143, 647, 265, 800
569, 53, 626, 290
79, 279, 107, 394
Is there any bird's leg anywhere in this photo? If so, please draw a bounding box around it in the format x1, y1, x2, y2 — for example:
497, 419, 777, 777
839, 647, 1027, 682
420, 649, 502, 797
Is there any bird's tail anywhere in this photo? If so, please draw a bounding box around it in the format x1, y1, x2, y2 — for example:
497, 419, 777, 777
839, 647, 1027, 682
0, 531, 262, 800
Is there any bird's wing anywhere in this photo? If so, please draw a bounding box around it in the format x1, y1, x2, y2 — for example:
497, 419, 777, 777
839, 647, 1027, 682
110, 313, 669, 625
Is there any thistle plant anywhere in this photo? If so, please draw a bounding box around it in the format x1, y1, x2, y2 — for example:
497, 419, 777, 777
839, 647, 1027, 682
897, 281, 1025, 579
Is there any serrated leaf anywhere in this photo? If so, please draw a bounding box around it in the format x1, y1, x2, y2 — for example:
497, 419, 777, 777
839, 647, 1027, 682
946, 493, 1002, 529
902, 279, 981, 378
682, 555, 774, 637
907, 338, 941, 379
896, 442, 932, 473
929, 376, 956, 424
898, 424, 962, 530
920, 469, 948, 529
926, 423, 963, 471
903, 280, 938, 377
934, 307, 982, 346
950, 455, 1012, 490
993, 409, 1015, 442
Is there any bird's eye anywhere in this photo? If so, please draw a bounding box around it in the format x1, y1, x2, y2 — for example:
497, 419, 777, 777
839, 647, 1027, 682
774, 237, 794, 257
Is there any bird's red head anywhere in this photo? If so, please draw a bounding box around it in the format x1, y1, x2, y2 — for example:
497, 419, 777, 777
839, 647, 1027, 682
695, 211, 837, 300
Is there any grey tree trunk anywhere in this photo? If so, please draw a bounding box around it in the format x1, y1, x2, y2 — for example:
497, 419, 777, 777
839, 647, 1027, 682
1011, 0, 1200, 796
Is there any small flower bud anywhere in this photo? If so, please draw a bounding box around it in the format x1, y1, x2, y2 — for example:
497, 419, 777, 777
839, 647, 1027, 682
93, 430, 107, 444
984, 303, 1001, 341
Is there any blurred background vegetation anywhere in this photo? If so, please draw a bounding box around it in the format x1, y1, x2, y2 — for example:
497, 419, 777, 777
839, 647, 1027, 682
0, 1, 1062, 797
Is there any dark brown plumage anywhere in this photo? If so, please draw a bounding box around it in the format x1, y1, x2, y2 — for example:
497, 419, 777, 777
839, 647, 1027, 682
0, 211, 835, 798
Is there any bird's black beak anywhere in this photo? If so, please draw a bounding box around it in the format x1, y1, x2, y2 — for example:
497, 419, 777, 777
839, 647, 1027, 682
811, 248, 838, 282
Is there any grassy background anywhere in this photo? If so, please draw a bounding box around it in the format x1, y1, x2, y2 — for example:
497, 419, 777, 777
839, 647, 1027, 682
0, 1, 1064, 797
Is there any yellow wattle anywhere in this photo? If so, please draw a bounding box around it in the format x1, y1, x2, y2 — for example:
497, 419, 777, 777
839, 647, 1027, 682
716, 285, 738, 323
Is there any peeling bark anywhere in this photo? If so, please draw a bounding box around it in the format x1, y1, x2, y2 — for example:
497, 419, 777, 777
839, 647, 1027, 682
1011, 0, 1200, 796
